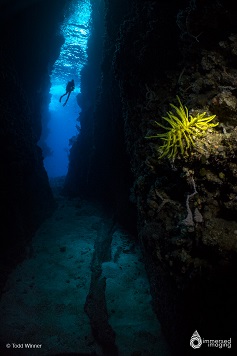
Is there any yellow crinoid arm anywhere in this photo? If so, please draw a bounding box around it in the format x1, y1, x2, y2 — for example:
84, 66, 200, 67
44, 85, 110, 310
170, 96, 189, 126
154, 120, 171, 131
168, 110, 185, 126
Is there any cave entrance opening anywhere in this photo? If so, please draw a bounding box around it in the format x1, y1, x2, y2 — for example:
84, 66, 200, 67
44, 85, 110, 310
39, 0, 91, 178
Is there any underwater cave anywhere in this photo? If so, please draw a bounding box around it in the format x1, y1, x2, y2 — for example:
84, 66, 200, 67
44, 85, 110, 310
1, 0, 237, 355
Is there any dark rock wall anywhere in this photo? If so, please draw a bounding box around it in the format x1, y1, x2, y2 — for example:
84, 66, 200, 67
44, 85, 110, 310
65, 0, 237, 354
115, 0, 237, 354
0, 0, 69, 291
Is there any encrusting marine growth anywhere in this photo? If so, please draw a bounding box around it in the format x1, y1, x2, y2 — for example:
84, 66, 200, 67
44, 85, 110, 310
146, 96, 219, 159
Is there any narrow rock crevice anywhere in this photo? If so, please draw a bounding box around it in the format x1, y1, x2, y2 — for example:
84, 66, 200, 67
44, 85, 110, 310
84, 219, 118, 355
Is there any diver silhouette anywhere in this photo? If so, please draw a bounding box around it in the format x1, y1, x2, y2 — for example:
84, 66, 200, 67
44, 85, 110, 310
59, 79, 75, 106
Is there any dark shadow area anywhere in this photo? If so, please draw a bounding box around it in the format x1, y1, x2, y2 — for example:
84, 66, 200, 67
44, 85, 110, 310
0, 0, 69, 293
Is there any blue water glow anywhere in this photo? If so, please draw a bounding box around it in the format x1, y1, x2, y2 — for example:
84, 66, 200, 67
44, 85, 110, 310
42, 0, 91, 177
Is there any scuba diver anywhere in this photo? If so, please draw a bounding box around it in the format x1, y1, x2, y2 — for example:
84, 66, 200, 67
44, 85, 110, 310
59, 79, 75, 106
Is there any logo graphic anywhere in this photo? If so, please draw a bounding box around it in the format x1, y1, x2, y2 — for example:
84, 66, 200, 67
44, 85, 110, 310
190, 330, 202, 349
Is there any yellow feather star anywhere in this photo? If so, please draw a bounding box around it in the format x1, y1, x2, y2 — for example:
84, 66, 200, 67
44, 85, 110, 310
146, 96, 219, 159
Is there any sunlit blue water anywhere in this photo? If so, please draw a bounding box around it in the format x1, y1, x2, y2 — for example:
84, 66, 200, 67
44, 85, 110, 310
43, 85, 81, 177
42, 0, 91, 177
